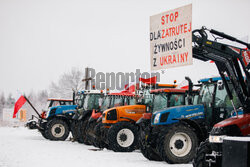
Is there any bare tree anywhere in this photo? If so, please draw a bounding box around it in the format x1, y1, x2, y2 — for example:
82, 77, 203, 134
6, 93, 15, 108
49, 67, 85, 99
0, 92, 5, 108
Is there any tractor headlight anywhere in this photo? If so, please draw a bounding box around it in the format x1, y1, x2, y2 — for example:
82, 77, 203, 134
154, 113, 160, 124
209, 135, 226, 143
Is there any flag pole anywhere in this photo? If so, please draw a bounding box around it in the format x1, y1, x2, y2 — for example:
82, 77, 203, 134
23, 95, 42, 119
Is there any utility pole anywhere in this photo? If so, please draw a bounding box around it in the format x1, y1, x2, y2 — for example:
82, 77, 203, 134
82, 67, 92, 90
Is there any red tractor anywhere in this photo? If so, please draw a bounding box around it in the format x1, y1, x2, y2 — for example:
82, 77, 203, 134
191, 27, 250, 167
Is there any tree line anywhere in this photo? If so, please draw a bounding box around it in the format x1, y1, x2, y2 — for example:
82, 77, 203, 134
0, 67, 85, 116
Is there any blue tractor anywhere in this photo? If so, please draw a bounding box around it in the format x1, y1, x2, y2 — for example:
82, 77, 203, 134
26, 91, 85, 141
139, 77, 240, 163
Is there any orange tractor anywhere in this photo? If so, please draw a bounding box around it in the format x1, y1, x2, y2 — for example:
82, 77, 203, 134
94, 84, 192, 152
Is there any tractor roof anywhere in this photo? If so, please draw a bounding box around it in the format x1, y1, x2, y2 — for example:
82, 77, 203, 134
109, 92, 135, 96
199, 76, 230, 83
84, 90, 104, 94
47, 98, 73, 102
150, 88, 187, 94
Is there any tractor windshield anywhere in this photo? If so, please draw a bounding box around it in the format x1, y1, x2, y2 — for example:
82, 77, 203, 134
100, 96, 112, 112
169, 94, 185, 107
214, 82, 241, 112
113, 96, 124, 107
76, 94, 85, 108
47, 100, 60, 108
152, 94, 168, 113
198, 83, 215, 104
128, 96, 136, 105
83, 94, 102, 110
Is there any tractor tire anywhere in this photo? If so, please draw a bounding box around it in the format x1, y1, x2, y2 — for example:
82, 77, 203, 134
140, 145, 162, 161
93, 122, 108, 149
40, 130, 49, 139
139, 129, 162, 161
78, 118, 91, 145
46, 119, 70, 141
193, 139, 213, 167
108, 122, 138, 152
157, 124, 198, 164
70, 120, 79, 141
85, 120, 97, 145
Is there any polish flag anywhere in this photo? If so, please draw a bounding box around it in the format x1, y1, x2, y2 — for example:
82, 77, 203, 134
176, 80, 189, 90
139, 76, 157, 84
121, 76, 158, 93
13, 95, 27, 118
123, 82, 139, 93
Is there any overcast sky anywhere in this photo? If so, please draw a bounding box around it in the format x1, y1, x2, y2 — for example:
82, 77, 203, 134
0, 0, 249, 96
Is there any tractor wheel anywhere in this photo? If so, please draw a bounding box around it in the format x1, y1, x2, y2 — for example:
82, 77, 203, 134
108, 122, 138, 152
40, 130, 49, 139
70, 120, 79, 141
93, 122, 108, 149
139, 130, 162, 161
193, 139, 212, 167
157, 124, 198, 164
78, 118, 91, 145
46, 119, 69, 141
85, 120, 97, 145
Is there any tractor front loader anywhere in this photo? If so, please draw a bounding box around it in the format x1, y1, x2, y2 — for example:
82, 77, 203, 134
192, 27, 250, 167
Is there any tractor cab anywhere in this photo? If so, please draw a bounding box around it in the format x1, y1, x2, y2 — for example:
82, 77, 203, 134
90, 92, 136, 121
40, 98, 74, 119
72, 90, 104, 120
74, 91, 86, 109
197, 77, 241, 129
46, 98, 73, 108
151, 77, 240, 130
137, 88, 189, 122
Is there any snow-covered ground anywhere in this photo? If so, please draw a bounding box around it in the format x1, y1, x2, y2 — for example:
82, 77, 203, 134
0, 127, 191, 167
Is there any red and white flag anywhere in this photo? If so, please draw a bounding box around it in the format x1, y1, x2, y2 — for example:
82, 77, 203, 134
122, 82, 139, 94
121, 75, 158, 93
139, 76, 157, 85
176, 80, 189, 90
13, 95, 27, 118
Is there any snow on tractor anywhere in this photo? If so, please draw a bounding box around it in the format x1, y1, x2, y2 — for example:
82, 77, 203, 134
96, 84, 187, 152
191, 27, 250, 167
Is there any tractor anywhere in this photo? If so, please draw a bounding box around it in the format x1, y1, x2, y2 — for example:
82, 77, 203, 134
139, 26, 250, 164
191, 27, 250, 167
140, 76, 240, 163
70, 89, 104, 144
84, 92, 136, 146
26, 92, 81, 140
97, 83, 189, 152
